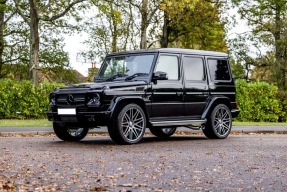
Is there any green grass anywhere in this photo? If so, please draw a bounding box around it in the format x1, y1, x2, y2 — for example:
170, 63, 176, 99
233, 121, 287, 126
0, 119, 52, 127
1, 119, 287, 127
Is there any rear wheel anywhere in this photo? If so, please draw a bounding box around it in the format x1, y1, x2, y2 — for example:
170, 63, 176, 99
149, 127, 177, 138
108, 104, 146, 144
53, 122, 89, 141
203, 104, 232, 139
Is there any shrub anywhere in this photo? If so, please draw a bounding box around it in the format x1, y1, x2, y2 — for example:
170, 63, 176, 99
0, 79, 63, 119
235, 80, 284, 122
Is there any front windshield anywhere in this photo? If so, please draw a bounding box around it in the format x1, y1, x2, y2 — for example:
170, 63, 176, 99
97, 54, 155, 80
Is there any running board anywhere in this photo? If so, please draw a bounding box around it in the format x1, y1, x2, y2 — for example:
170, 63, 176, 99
150, 119, 206, 127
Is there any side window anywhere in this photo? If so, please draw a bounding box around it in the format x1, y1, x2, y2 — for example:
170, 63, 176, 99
183, 57, 204, 81
155, 55, 179, 80
208, 59, 231, 81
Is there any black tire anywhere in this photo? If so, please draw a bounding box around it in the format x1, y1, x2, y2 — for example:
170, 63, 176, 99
53, 122, 89, 141
107, 103, 146, 145
149, 127, 177, 138
203, 104, 232, 139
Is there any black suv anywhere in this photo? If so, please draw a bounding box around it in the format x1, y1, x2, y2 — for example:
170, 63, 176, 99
47, 48, 239, 144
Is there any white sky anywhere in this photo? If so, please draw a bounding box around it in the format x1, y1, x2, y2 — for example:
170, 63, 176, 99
64, 34, 90, 77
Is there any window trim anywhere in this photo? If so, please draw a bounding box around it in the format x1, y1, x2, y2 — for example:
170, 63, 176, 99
206, 57, 232, 82
154, 53, 181, 81
182, 55, 206, 82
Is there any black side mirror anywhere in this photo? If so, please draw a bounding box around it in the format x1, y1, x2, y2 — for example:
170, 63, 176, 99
152, 71, 168, 81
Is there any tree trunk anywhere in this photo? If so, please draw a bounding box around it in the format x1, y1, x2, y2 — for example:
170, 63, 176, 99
273, 3, 286, 91
161, 11, 169, 48
140, 0, 148, 49
29, 0, 40, 87
112, 24, 117, 52
0, 0, 6, 78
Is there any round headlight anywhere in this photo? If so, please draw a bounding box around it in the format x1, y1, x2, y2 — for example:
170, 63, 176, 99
92, 93, 100, 103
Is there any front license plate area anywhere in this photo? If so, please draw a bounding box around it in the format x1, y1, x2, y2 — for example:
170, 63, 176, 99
58, 108, 76, 115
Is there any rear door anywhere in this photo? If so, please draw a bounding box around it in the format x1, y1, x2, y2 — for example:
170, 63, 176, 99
182, 55, 209, 117
206, 57, 236, 107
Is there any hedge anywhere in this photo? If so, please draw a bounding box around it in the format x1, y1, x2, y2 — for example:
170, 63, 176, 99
0, 79, 63, 119
0, 79, 286, 122
236, 80, 285, 122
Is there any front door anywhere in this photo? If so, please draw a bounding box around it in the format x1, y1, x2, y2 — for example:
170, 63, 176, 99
151, 54, 184, 118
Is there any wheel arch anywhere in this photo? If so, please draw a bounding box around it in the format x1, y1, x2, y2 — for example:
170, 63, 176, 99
108, 96, 150, 122
201, 96, 232, 120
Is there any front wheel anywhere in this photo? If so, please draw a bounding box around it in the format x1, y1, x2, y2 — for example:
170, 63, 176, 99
108, 104, 146, 144
203, 104, 232, 139
53, 122, 89, 141
149, 127, 177, 138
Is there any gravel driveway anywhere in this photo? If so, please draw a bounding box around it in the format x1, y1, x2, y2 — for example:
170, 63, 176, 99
1, 134, 287, 191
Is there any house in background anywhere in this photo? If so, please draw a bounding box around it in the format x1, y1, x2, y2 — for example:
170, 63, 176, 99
3, 64, 87, 84
87, 62, 99, 82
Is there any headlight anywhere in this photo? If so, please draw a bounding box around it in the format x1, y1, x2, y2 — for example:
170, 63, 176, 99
92, 93, 100, 103
50, 94, 56, 105
87, 93, 101, 105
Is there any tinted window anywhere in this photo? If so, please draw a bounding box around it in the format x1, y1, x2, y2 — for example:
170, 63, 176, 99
155, 55, 179, 80
208, 59, 230, 81
183, 57, 204, 81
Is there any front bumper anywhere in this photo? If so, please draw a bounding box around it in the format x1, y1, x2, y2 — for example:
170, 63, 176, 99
46, 111, 111, 126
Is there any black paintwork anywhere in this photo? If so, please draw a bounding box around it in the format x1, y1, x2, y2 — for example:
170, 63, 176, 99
47, 48, 239, 128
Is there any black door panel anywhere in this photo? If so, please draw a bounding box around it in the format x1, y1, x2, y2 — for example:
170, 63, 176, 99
151, 81, 184, 117
182, 55, 209, 116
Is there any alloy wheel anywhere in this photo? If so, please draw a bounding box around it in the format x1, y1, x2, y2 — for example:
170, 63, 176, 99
213, 107, 231, 137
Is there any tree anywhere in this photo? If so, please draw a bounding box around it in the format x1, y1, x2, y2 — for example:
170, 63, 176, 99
126, 0, 160, 49
158, 0, 227, 52
229, 57, 246, 80
83, 0, 136, 59
13, 0, 86, 87
232, 0, 287, 90
0, 1, 29, 79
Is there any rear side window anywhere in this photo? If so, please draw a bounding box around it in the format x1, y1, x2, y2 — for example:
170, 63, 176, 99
183, 57, 204, 81
155, 55, 179, 80
207, 59, 230, 81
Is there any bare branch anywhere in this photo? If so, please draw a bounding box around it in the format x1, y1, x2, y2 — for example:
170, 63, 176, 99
13, 0, 30, 23
41, 0, 86, 21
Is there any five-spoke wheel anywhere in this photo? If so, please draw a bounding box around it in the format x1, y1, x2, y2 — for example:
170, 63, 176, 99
203, 104, 232, 139
108, 103, 146, 144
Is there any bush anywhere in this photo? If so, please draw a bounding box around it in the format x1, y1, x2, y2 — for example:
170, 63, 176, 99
235, 80, 284, 122
0, 79, 63, 119
0, 78, 285, 122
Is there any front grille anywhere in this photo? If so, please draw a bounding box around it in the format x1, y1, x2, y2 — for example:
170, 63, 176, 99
56, 93, 86, 106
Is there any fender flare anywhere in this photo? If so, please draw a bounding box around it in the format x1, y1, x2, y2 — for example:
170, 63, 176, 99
201, 96, 232, 119
108, 96, 149, 120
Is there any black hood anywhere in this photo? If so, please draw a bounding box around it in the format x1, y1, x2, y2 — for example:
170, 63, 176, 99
59, 80, 148, 91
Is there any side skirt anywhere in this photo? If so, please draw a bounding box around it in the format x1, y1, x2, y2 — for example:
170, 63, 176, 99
150, 119, 206, 127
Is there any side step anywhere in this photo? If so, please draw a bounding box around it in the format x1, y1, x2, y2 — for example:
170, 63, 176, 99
150, 119, 206, 127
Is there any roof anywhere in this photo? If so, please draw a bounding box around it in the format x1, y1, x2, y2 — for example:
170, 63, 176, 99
108, 48, 228, 57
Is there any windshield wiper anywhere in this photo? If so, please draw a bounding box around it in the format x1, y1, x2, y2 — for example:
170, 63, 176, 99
125, 73, 149, 81
105, 74, 128, 82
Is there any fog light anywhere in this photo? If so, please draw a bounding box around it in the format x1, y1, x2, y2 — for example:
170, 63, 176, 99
50, 94, 56, 105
